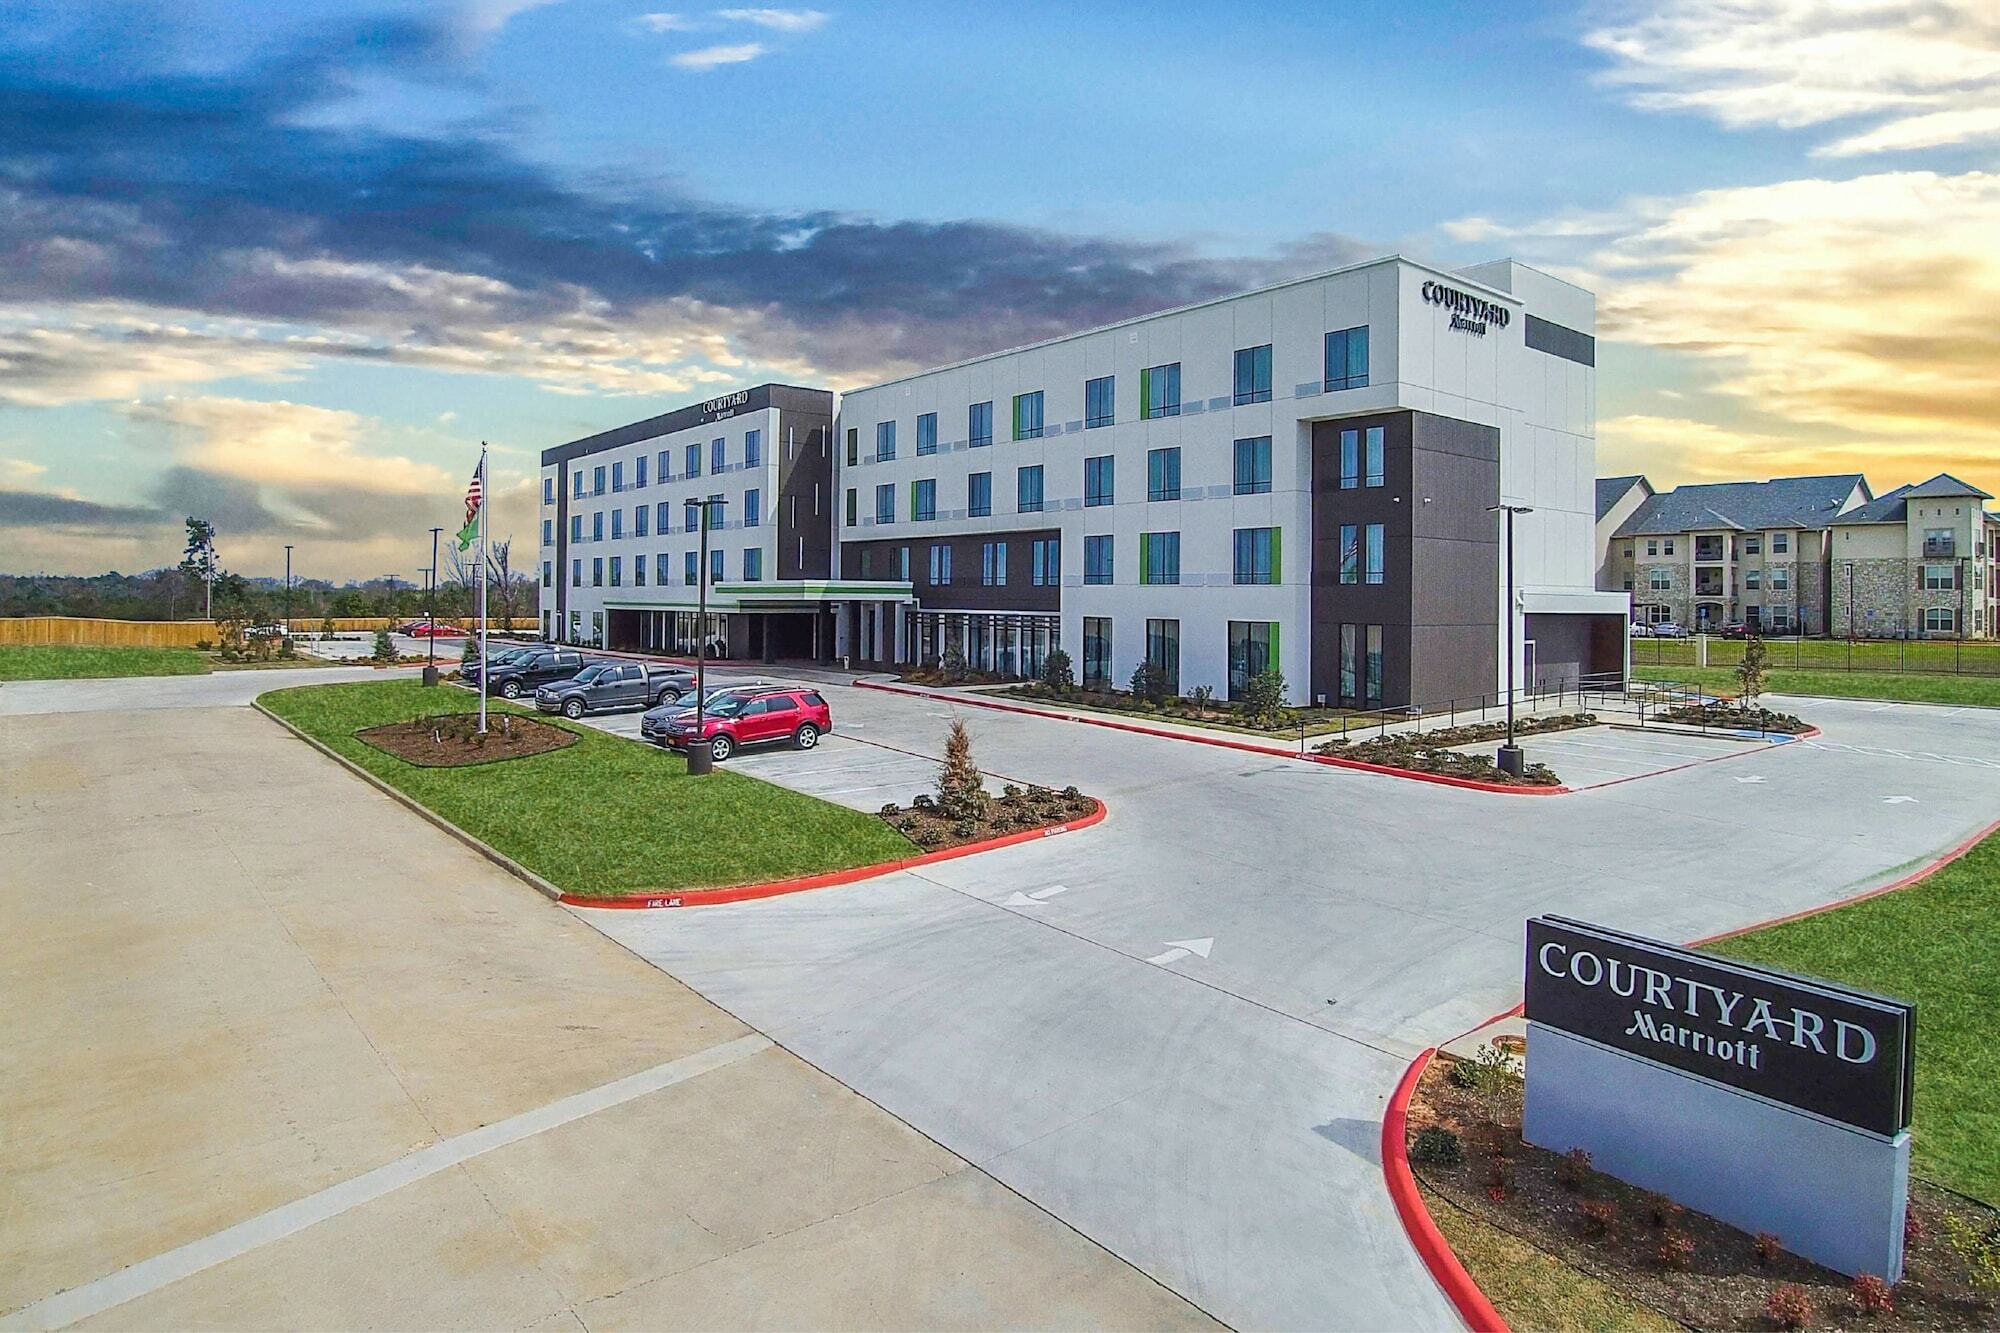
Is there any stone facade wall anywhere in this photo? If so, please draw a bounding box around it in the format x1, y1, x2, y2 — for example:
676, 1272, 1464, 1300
1631, 560, 1687, 623
1832, 558, 1919, 636
1795, 557, 1828, 635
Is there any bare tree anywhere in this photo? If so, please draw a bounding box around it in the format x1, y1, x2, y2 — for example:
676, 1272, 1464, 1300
486, 538, 517, 631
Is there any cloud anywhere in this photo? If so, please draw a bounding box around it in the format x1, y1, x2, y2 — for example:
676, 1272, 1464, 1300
0, 487, 161, 530
670, 41, 766, 69
0, 457, 47, 483
633, 12, 696, 33
714, 8, 827, 32
1583, 0, 2000, 155
121, 395, 457, 497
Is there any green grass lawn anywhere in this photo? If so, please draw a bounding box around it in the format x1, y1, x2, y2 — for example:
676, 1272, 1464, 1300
0, 644, 212, 680
1633, 663, 2000, 707
1706, 830, 2000, 1206
1632, 636, 2000, 675
259, 679, 916, 897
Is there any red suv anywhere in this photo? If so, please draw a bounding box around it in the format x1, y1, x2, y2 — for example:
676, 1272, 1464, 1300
662, 687, 831, 762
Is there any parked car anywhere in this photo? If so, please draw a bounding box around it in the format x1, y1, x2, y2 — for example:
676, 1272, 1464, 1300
1652, 622, 1689, 639
534, 661, 695, 718
399, 619, 462, 638
460, 644, 536, 685
1629, 622, 1654, 638
1718, 622, 1752, 639
659, 687, 832, 761
637, 682, 780, 746
480, 647, 592, 698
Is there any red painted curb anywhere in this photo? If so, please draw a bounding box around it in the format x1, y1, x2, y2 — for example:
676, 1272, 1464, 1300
1383, 1048, 1511, 1333
857, 680, 1573, 796
560, 798, 1108, 910
1570, 724, 1820, 793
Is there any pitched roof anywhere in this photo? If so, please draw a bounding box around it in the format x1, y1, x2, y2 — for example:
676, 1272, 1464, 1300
1613, 474, 1867, 538
1901, 472, 1992, 500
1829, 485, 1912, 526
1596, 474, 1648, 521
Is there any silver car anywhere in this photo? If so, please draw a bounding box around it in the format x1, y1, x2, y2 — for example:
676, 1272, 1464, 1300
638, 682, 777, 745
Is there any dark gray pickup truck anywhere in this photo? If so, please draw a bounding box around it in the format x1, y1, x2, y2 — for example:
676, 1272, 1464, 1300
534, 661, 696, 718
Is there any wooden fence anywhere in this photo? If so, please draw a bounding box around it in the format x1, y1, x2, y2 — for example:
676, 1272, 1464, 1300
0, 615, 438, 646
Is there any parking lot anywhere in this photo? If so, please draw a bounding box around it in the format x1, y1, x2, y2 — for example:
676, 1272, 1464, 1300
1477, 722, 1785, 789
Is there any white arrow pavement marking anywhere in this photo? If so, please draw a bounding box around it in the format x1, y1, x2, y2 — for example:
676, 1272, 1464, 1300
1002, 884, 1072, 907
1146, 938, 1215, 966
1884, 795, 1918, 804
1734, 775, 1766, 784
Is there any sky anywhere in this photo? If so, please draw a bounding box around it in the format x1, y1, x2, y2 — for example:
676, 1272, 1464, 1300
2, 0, 1997, 580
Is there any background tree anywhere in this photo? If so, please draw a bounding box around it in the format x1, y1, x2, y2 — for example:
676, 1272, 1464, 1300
179, 517, 219, 619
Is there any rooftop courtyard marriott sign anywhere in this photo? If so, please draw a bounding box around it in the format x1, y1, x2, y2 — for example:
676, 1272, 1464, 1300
1522, 915, 1915, 1280
1422, 280, 1512, 337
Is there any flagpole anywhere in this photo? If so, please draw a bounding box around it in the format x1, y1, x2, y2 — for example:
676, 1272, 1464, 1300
477, 444, 490, 735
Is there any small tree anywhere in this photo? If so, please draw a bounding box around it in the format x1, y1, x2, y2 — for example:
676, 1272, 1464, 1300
1129, 659, 1170, 705
940, 644, 969, 683
1736, 635, 1769, 706
1039, 647, 1074, 693
461, 635, 479, 666
1188, 684, 1214, 718
319, 612, 336, 640
1242, 668, 1289, 729
371, 627, 397, 663
936, 718, 987, 822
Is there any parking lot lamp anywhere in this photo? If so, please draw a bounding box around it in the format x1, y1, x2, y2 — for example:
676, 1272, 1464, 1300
283, 544, 294, 635
684, 497, 722, 775
424, 527, 442, 687
1488, 503, 1534, 777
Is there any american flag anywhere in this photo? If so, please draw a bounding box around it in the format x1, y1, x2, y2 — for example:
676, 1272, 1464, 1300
462, 461, 483, 527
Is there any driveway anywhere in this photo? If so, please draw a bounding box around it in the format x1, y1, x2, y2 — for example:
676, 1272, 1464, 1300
0, 695, 1210, 1331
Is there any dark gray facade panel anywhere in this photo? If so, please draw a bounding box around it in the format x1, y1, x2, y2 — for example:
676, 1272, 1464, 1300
539, 384, 832, 466
1525, 612, 1625, 686
841, 528, 1062, 612
775, 405, 833, 580
1524, 315, 1596, 367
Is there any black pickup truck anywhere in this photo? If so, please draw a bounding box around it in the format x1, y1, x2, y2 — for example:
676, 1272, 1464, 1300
534, 661, 696, 717
479, 647, 593, 699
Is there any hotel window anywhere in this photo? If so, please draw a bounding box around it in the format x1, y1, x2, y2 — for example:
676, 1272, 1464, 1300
1233, 527, 1278, 584
876, 420, 896, 461
741, 488, 759, 527
634, 554, 645, 586
572, 558, 582, 587
1365, 624, 1383, 704
1139, 531, 1180, 585
1233, 436, 1272, 495
658, 449, 670, 481
1664, 539, 1675, 556
982, 541, 1008, 586
1649, 568, 1672, 592
638, 453, 651, 487
1084, 534, 1113, 584
709, 548, 724, 583
898, 546, 910, 581
685, 442, 700, 477
609, 556, 622, 587
743, 548, 763, 581
1140, 362, 1181, 419
1645, 539, 1658, 557
591, 557, 604, 586
1146, 447, 1181, 501
1012, 390, 1044, 440
916, 412, 937, 456
1084, 455, 1114, 507
969, 471, 992, 517
1227, 621, 1276, 697
1083, 617, 1112, 689
875, 483, 895, 525
1323, 325, 1370, 391
1233, 344, 1272, 405
744, 431, 760, 468
1746, 569, 1761, 590
593, 465, 606, 495
1772, 532, 1790, 554
1032, 537, 1060, 586
656, 501, 671, 533
913, 478, 936, 521
928, 543, 952, 585
1339, 525, 1360, 584
634, 505, 649, 538
542, 518, 553, 546
969, 401, 993, 448
1085, 375, 1115, 428
684, 552, 697, 585
543, 477, 554, 504
1340, 429, 1360, 489
574, 471, 585, 499
1925, 607, 1957, 634
611, 509, 624, 539
1365, 523, 1385, 584
1339, 625, 1358, 703
592, 511, 604, 541
612, 461, 624, 491
1364, 426, 1384, 487
1145, 618, 1180, 693
845, 487, 857, 526
1923, 563, 1956, 591
1744, 534, 1761, 555
542, 560, 551, 588
656, 554, 671, 584
1770, 567, 1789, 591
845, 427, 859, 467
1017, 464, 1044, 513
705, 437, 721, 473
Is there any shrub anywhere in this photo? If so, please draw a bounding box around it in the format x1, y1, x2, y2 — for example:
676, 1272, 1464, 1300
1241, 668, 1288, 729
1447, 1059, 1482, 1090
1060, 785, 1082, 801
1644, 1193, 1684, 1230
1129, 659, 1171, 706
1657, 1230, 1695, 1271
951, 819, 977, 840
1754, 1231, 1784, 1266
319, 613, 336, 638
1187, 683, 1214, 717
879, 802, 900, 817
461, 635, 479, 666
911, 793, 936, 811
1849, 1274, 1893, 1316
277, 636, 298, 659
940, 645, 970, 683
936, 718, 988, 822
1038, 646, 1074, 693
1409, 1126, 1462, 1167
1766, 1283, 1813, 1329
193, 637, 214, 651
1557, 1147, 1593, 1192
1002, 783, 1022, 800
371, 628, 397, 663
1579, 1199, 1617, 1239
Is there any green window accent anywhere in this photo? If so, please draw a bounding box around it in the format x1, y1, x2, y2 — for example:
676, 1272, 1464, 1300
1139, 366, 1152, 420
1011, 394, 1022, 439
1139, 532, 1152, 580
1270, 527, 1282, 585
1269, 621, 1281, 671
910, 480, 918, 512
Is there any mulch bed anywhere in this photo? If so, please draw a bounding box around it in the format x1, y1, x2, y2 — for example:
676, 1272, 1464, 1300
1410, 1051, 1999, 1330
356, 712, 578, 767
877, 784, 1095, 851
1659, 702, 1811, 734
1313, 732, 1571, 786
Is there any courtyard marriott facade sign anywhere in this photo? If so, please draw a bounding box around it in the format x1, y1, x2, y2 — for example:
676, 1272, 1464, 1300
1522, 915, 1915, 1280
1421, 280, 1512, 337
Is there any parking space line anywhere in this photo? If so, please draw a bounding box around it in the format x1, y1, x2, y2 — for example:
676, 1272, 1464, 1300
3, 1034, 773, 1332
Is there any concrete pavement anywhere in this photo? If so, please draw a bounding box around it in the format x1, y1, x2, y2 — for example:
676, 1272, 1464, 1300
0, 702, 1212, 1330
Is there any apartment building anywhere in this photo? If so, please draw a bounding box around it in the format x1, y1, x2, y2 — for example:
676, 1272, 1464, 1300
1601, 474, 1870, 634
1828, 475, 1998, 638
832, 255, 1625, 709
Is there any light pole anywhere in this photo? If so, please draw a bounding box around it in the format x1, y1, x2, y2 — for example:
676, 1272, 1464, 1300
1488, 503, 1534, 777
684, 497, 724, 775
424, 527, 443, 687
283, 544, 294, 634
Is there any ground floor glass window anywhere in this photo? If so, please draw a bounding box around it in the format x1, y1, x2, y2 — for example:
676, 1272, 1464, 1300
1145, 618, 1180, 694
1227, 621, 1275, 697
1083, 617, 1111, 689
